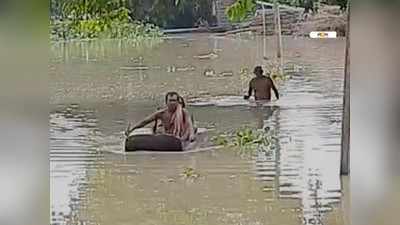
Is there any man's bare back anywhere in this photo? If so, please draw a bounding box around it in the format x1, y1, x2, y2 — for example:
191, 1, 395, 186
244, 66, 279, 101
249, 76, 279, 100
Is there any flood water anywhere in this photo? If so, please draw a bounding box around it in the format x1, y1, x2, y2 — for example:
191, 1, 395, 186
50, 34, 347, 225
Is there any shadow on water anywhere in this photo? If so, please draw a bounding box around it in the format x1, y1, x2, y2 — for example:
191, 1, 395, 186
50, 34, 346, 225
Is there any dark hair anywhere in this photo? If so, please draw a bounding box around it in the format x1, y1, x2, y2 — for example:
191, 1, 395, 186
154, 92, 186, 133
254, 66, 263, 75
165, 91, 185, 108
165, 91, 178, 103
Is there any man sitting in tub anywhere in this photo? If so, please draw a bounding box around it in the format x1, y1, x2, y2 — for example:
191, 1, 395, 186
244, 66, 280, 101
125, 92, 196, 142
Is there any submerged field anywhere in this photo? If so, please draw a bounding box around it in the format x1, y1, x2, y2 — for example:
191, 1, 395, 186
50, 34, 347, 225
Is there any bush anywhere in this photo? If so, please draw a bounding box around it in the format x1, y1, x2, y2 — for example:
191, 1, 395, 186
50, 19, 163, 41
50, 2, 163, 41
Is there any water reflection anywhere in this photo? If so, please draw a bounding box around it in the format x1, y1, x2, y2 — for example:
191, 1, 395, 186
50, 105, 103, 224
250, 105, 279, 129
249, 76, 342, 225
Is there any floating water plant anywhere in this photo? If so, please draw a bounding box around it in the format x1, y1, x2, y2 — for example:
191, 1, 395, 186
211, 134, 229, 146
212, 126, 278, 158
180, 167, 200, 180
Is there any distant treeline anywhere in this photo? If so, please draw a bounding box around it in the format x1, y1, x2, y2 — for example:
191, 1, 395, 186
50, 0, 216, 29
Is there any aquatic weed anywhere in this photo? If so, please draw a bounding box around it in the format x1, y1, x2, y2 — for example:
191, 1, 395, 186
213, 127, 278, 158
180, 167, 200, 180
265, 61, 290, 83
211, 134, 229, 146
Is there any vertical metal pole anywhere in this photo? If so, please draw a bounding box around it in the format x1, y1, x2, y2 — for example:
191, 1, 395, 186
341, 1, 350, 175
262, 4, 267, 60
274, 1, 282, 59
276, 3, 283, 75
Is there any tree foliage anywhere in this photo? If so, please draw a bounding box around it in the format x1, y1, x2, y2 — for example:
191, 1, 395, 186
50, 0, 163, 41
226, 0, 256, 23
51, 0, 217, 40
226, 0, 348, 22
142, 0, 215, 28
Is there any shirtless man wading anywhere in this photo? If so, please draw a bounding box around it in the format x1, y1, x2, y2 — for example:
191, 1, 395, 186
244, 66, 280, 101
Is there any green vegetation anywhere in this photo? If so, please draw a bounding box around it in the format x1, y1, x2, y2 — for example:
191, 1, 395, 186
50, 0, 216, 41
226, 0, 348, 22
50, 0, 163, 41
50, 0, 349, 39
180, 167, 201, 180
212, 134, 230, 146
50, 19, 163, 41
226, 0, 256, 23
212, 126, 278, 157
266, 61, 290, 82
145, 0, 215, 28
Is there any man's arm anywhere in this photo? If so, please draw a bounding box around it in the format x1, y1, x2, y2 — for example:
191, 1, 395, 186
270, 78, 279, 100
126, 111, 161, 136
244, 80, 253, 100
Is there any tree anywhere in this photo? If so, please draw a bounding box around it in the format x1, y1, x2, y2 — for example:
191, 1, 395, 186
226, 0, 256, 23
50, 0, 162, 40
61, 0, 128, 20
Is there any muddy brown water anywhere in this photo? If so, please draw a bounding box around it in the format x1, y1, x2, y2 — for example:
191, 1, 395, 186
50, 34, 347, 225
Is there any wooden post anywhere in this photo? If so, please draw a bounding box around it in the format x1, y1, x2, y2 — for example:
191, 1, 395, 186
262, 4, 267, 60
274, 1, 282, 59
341, 1, 350, 175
